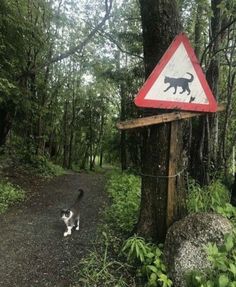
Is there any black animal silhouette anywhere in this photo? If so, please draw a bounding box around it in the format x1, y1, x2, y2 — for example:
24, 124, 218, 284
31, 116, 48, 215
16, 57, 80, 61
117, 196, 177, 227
164, 72, 194, 95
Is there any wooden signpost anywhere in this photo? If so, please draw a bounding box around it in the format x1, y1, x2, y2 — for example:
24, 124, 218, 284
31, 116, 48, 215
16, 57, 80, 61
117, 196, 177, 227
117, 33, 224, 228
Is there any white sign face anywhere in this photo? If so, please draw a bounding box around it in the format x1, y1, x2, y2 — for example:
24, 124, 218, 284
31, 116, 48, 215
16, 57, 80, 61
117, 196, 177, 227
134, 33, 217, 113
144, 43, 209, 105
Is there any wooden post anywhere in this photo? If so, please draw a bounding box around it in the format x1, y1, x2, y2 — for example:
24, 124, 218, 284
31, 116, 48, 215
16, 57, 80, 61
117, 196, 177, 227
166, 121, 178, 227
117, 106, 225, 232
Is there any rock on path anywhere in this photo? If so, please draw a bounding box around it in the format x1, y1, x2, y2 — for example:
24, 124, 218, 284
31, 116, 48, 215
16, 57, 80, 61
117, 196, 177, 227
0, 172, 106, 287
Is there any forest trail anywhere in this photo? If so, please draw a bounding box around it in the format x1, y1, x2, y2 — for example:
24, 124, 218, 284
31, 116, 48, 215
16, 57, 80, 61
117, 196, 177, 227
0, 172, 106, 287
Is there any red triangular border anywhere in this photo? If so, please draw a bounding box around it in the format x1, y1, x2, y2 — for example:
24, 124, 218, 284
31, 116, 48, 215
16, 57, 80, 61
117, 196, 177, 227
134, 33, 217, 113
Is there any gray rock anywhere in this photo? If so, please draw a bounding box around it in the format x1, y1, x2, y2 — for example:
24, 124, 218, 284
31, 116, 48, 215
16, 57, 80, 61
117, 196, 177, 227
164, 213, 233, 287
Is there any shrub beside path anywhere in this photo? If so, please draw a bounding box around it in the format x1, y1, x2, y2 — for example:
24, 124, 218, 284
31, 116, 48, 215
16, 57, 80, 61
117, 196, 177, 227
0, 172, 106, 287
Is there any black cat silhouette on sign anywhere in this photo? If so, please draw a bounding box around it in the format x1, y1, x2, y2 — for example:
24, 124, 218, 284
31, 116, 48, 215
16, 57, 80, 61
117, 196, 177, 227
164, 73, 196, 103
164, 73, 194, 95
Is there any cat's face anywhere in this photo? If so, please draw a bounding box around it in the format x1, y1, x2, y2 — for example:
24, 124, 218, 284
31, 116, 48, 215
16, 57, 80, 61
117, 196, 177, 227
61, 209, 72, 220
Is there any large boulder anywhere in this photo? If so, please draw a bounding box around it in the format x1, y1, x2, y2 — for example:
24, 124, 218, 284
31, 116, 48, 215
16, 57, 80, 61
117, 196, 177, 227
164, 213, 233, 287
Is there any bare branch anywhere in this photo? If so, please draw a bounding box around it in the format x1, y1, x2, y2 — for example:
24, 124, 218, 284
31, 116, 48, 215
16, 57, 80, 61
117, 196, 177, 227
200, 17, 236, 66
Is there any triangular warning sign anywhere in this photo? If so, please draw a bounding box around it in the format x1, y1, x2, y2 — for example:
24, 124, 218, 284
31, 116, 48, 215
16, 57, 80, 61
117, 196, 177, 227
134, 33, 217, 112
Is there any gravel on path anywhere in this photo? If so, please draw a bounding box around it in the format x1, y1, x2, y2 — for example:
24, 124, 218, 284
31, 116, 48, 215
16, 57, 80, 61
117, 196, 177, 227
0, 172, 106, 287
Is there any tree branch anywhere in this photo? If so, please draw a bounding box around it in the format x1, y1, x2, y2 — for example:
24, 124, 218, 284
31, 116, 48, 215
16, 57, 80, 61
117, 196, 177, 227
44, 0, 113, 67
200, 17, 236, 66
98, 30, 144, 60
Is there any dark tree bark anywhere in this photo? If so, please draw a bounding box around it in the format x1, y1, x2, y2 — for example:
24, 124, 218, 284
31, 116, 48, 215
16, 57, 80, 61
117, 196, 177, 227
0, 105, 13, 147
190, 0, 222, 185
137, 0, 186, 243
120, 83, 128, 170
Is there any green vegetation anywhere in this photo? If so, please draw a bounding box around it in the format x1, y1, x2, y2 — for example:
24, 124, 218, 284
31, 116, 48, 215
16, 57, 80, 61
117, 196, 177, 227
0, 0, 236, 285
0, 181, 25, 214
20, 155, 66, 177
104, 171, 141, 234
74, 171, 171, 287
122, 236, 172, 287
76, 232, 133, 287
186, 177, 236, 287
187, 231, 236, 287
74, 171, 236, 287
187, 179, 231, 213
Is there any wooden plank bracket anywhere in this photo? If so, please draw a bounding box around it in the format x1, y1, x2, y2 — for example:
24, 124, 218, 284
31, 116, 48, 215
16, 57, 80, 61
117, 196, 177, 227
117, 104, 225, 130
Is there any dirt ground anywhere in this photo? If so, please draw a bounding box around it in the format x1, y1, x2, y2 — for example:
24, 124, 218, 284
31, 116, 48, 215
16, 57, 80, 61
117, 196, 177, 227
0, 171, 106, 287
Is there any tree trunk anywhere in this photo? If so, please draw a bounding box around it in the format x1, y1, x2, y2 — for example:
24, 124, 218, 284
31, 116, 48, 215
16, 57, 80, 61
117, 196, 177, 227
63, 100, 69, 168
137, 0, 186, 243
68, 94, 76, 169
0, 106, 13, 147
206, 0, 221, 165
190, 0, 221, 185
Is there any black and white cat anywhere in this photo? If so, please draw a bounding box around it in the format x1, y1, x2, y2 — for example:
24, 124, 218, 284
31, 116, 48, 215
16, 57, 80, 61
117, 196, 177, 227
61, 189, 84, 237
164, 72, 194, 95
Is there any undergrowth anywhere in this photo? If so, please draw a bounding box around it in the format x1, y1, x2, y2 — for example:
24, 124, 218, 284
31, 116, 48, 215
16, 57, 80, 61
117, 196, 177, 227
74, 171, 236, 287
187, 178, 230, 213
75, 232, 136, 287
0, 144, 65, 178
0, 181, 25, 213
104, 170, 141, 235
122, 235, 172, 287
186, 177, 236, 287
187, 230, 236, 287
74, 170, 172, 287
19, 155, 65, 177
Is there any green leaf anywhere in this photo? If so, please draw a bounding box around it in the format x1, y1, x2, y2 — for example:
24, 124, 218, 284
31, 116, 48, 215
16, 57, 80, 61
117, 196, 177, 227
229, 263, 236, 278
218, 274, 229, 287
225, 235, 234, 252
150, 272, 157, 282
147, 265, 158, 274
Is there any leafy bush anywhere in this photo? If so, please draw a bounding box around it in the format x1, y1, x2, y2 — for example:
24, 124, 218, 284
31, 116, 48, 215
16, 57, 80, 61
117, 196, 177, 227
187, 230, 236, 287
0, 181, 25, 213
216, 203, 236, 224
20, 155, 65, 177
122, 235, 172, 287
104, 171, 141, 234
187, 179, 230, 213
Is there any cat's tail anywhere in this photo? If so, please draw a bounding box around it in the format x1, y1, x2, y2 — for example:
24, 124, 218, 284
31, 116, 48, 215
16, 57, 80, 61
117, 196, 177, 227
186, 72, 194, 82
77, 189, 84, 201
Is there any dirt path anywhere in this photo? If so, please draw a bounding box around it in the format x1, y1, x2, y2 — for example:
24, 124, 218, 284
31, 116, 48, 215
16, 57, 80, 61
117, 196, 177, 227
0, 172, 106, 287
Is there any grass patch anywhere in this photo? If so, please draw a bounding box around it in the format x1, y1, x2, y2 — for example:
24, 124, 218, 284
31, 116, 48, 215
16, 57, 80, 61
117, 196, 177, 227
72, 170, 141, 286
75, 232, 136, 287
187, 179, 230, 213
0, 181, 25, 214
104, 170, 141, 235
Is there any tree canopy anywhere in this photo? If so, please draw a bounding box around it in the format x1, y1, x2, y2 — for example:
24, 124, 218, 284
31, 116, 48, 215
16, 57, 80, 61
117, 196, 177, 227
0, 0, 235, 180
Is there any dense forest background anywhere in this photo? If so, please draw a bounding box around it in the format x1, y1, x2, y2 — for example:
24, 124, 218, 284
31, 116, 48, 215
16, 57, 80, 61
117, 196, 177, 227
0, 0, 235, 183
1, 1, 236, 286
